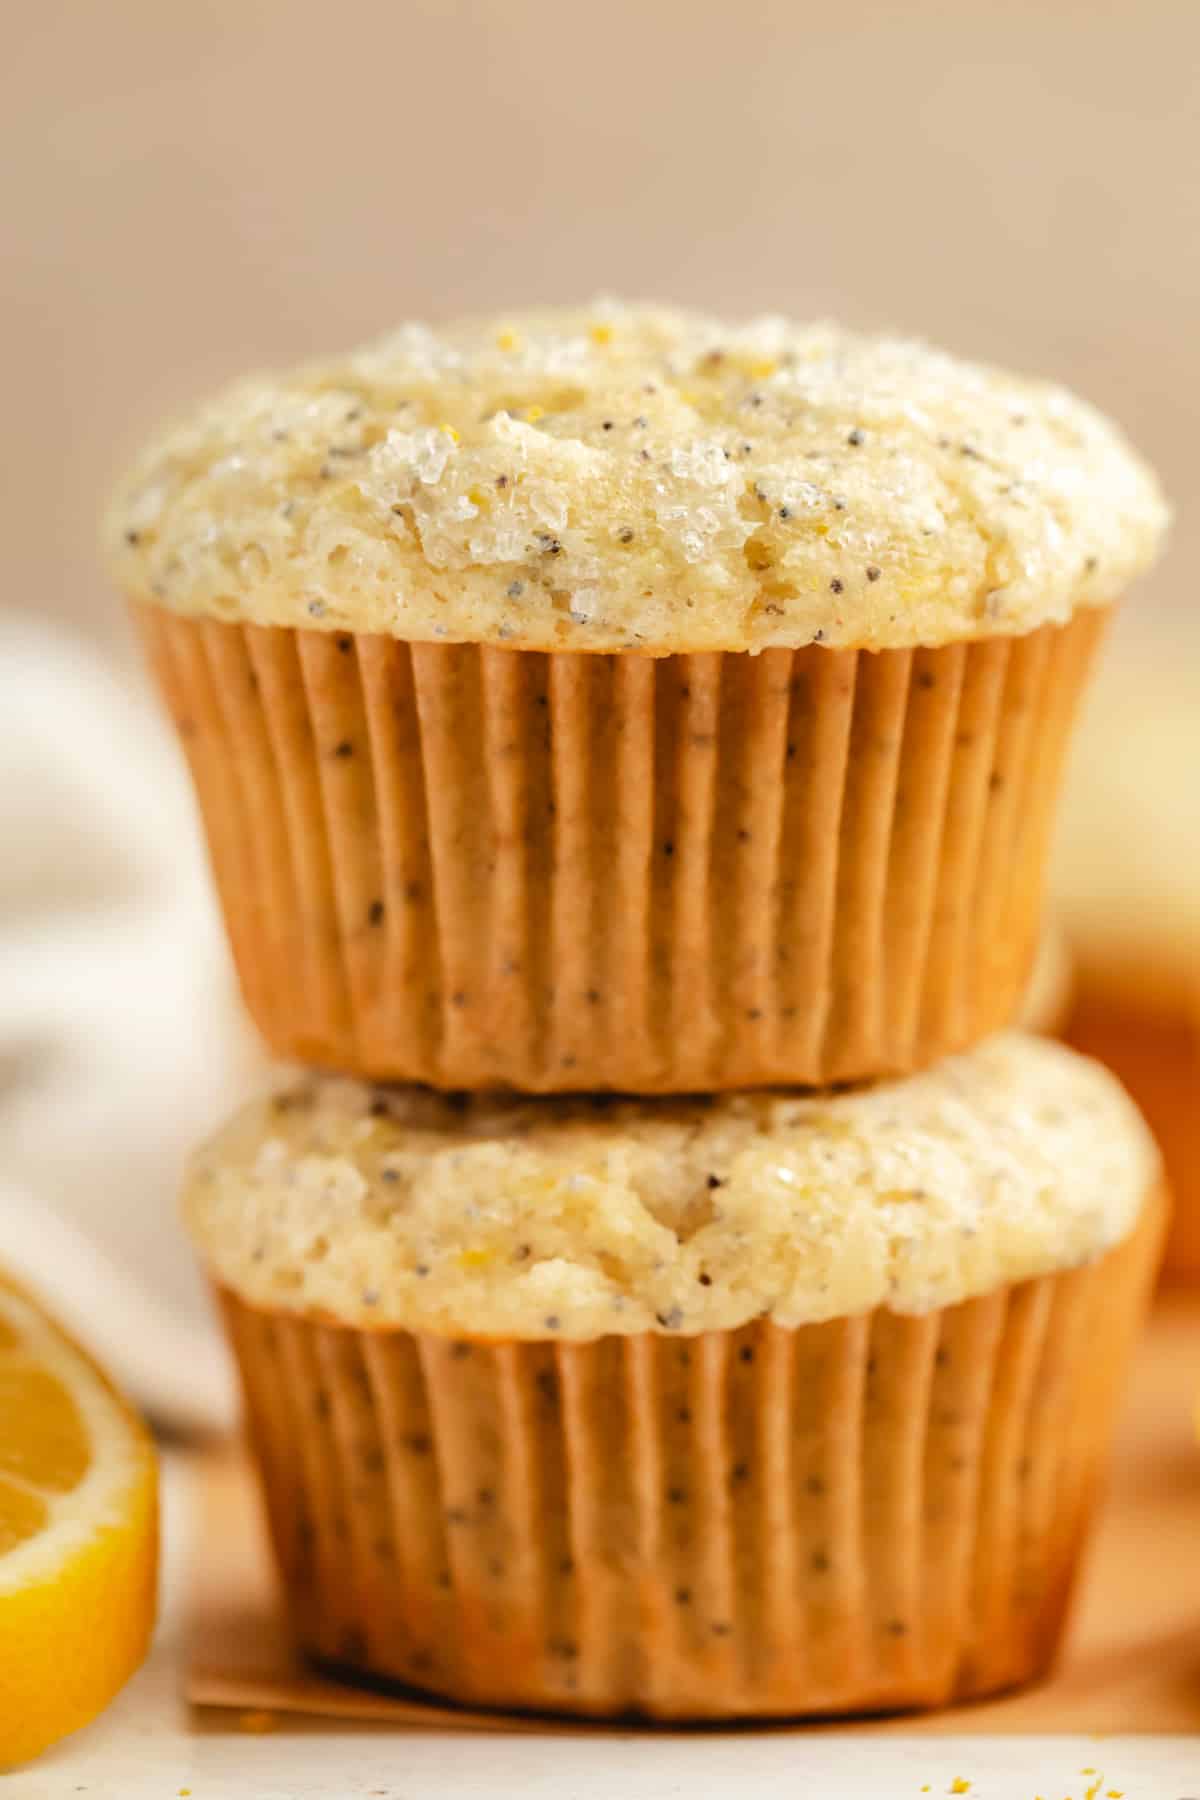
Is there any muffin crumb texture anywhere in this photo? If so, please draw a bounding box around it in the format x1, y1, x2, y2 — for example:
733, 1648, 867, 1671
107, 304, 1167, 653
185, 1033, 1158, 1338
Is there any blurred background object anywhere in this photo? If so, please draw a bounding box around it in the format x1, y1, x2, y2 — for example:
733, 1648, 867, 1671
1, 0, 1195, 1417
1054, 652, 1200, 1279
0, 612, 253, 1427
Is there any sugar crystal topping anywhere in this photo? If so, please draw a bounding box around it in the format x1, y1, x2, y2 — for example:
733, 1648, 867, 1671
106, 304, 1167, 652
185, 1033, 1159, 1338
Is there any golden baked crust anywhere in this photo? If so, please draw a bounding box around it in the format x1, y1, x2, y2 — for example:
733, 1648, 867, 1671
184, 1033, 1158, 1338
106, 304, 1167, 653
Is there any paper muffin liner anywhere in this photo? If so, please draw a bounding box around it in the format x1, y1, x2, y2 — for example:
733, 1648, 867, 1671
215, 1183, 1162, 1722
137, 606, 1102, 1090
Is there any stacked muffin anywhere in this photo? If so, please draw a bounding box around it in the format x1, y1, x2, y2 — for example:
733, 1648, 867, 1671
107, 305, 1169, 1719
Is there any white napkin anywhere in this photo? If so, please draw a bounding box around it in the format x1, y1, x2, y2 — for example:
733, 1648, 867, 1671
0, 612, 259, 1433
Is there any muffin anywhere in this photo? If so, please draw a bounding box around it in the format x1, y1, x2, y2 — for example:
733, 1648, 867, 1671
1052, 644, 1200, 1276
185, 1033, 1164, 1720
106, 306, 1167, 1091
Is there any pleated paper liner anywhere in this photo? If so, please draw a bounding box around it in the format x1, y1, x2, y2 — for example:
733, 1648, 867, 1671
189, 1277, 1200, 1734
211, 1184, 1163, 1723
136, 606, 1103, 1092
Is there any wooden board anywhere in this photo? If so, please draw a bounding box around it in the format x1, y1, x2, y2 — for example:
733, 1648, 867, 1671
186, 1296, 1200, 1734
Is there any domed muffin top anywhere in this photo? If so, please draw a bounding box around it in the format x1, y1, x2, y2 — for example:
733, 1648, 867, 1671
106, 304, 1167, 653
185, 1033, 1159, 1340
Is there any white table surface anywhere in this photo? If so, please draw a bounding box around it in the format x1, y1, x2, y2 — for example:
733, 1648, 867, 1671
18, 1457, 1200, 1800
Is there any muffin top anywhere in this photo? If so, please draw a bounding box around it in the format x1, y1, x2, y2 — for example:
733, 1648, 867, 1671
185, 1034, 1158, 1340
106, 304, 1166, 655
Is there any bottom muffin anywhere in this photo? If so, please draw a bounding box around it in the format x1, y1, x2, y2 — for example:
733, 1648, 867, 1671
186, 1035, 1164, 1721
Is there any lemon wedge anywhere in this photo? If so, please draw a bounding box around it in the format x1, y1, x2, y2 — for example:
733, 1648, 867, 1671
0, 1274, 157, 1767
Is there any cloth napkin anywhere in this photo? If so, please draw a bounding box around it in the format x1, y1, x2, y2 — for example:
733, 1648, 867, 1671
0, 611, 260, 1433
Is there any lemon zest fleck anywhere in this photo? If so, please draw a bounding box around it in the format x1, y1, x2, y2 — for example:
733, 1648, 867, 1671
438, 423, 460, 444
525, 404, 545, 423
496, 328, 520, 351
589, 323, 613, 346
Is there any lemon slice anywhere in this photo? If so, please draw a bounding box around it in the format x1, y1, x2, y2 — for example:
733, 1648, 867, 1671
0, 1275, 157, 1767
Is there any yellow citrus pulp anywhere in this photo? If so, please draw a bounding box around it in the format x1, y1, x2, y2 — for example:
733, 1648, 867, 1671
0, 1274, 157, 1767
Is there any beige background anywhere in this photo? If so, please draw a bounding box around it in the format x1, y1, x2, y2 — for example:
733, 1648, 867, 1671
3, 0, 1196, 658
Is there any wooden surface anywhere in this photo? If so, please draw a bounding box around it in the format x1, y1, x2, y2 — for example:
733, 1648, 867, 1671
187, 1295, 1200, 1735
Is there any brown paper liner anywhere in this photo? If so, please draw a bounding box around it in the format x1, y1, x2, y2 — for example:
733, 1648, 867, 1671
214, 1184, 1163, 1722
186, 1289, 1200, 1732
1067, 991, 1200, 1281
135, 607, 1103, 1092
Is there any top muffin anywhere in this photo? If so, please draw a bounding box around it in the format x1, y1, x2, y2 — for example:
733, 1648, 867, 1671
105, 304, 1167, 654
